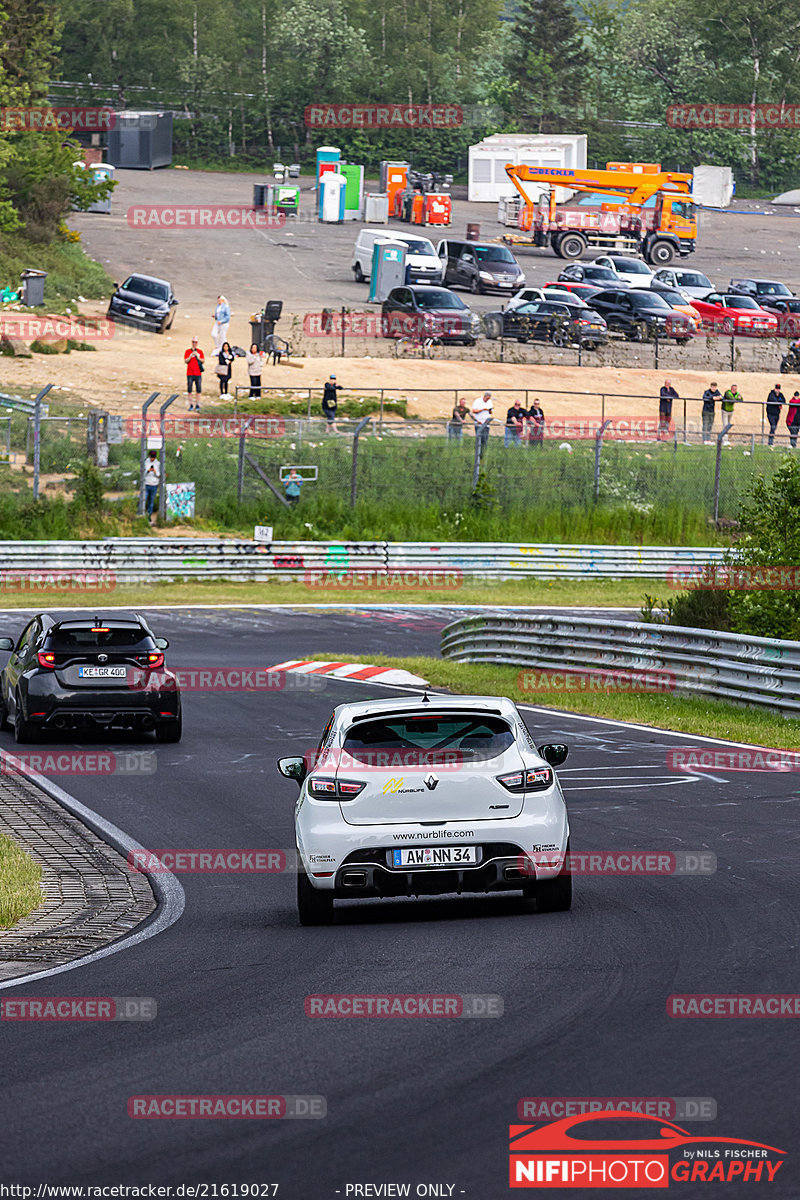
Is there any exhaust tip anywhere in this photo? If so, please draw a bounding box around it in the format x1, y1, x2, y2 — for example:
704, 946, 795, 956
341, 871, 367, 888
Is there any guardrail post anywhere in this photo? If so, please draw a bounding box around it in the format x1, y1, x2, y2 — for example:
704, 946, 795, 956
157, 394, 179, 521
137, 392, 160, 515
593, 418, 611, 503
31, 384, 53, 501
350, 414, 371, 507
713, 421, 733, 523
237, 416, 255, 501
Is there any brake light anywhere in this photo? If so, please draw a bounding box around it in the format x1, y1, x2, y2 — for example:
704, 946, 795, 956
497, 767, 553, 792
338, 780, 366, 797
309, 777, 366, 800
37, 652, 56, 668
146, 652, 164, 669
91, 627, 109, 633
309, 778, 337, 796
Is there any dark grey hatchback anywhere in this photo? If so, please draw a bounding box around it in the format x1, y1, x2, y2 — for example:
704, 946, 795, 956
107, 273, 178, 333
0, 613, 182, 743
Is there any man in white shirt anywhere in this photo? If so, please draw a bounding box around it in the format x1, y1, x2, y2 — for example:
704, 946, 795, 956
471, 392, 493, 449
143, 450, 160, 521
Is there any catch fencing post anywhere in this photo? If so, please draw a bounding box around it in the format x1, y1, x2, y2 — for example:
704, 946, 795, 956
654, 327, 659, 370
379, 388, 384, 435
306, 388, 312, 419
157, 394, 179, 521
137, 392, 160, 515
350, 414, 371, 507
760, 403, 765, 445
237, 416, 255, 501
341, 306, 346, 357
594, 418, 611, 502
730, 334, 735, 372
683, 397, 688, 443
31, 384, 53, 501
713, 422, 733, 523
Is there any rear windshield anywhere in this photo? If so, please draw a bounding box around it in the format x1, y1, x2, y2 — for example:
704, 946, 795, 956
44, 624, 153, 650
343, 713, 514, 763
585, 268, 617, 280
122, 276, 169, 300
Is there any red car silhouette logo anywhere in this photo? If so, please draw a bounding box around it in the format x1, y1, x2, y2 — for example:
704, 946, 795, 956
511, 1110, 784, 1154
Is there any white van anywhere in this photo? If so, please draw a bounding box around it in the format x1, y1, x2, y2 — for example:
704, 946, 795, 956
352, 229, 444, 285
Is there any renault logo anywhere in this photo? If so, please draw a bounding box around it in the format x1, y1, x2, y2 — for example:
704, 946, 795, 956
424, 773, 439, 791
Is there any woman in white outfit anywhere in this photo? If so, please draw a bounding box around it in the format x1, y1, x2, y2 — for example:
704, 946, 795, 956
211, 295, 230, 351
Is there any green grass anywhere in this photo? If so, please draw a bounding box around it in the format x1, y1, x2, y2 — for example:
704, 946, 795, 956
0, 833, 42, 929
0, 576, 645, 611
0, 231, 113, 311
302, 654, 800, 748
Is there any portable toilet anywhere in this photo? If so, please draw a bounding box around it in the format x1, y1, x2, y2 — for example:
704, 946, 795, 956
368, 240, 407, 303
385, 164, 409, 215
319, 172, 346, 222
267, 182, 300, 216
72, 161, 115, 213
316, 146, 341, 186
340, 163, 364, 220
364, 193, 390, 223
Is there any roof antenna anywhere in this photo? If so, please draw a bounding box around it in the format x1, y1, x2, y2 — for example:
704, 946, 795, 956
421, 689, 430, 704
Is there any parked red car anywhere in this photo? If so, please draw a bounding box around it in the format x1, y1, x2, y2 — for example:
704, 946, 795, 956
759, 296, 800, 335
692, 293, 779, 336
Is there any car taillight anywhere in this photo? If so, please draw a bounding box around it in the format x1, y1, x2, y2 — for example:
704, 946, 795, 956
138, 652, 164, 669
497, 768, 553, 792
308, 777, 366, 800
37, 652, 56, 668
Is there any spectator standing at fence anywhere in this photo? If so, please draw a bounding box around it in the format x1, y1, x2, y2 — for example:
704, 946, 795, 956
184, 337, 204, 411
322, 375, 341, 433
471, 392, 493, 449
504, 398, 526, 447
216, 341, 235, 398
284, 469, 303, 505
787, 392, 800, 448
701, 381, 721, 443
766, 382, 785, 447
246, 343, 265, 398
527, 399, 545, 448
143, 450, 160, 522
659, 378, 678, 440
211, 295, 230, 351
722, 382, 741, 442
448, 399, 469, 442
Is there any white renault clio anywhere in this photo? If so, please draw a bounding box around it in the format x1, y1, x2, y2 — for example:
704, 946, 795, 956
278, 695, 571, 925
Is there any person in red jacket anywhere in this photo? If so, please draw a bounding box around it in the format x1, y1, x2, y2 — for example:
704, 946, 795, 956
787, 392, 800, 448
184, 337, 205, 410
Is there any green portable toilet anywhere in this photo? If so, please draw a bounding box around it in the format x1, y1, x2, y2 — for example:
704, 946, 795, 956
340, 163, 364, 221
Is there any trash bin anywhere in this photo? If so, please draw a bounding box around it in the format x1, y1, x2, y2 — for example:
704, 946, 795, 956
253, 183, 268, 209
466, 222, 480, 240
20, 269, 47, 307
250, 316, 267, 350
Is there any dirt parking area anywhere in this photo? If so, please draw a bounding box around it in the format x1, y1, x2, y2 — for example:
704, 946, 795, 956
1, 166, 799, 435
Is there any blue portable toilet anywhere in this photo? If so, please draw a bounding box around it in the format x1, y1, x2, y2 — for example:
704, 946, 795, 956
369, 240, 407, 302
316, 146, 341, 186
319, 172, 346, 222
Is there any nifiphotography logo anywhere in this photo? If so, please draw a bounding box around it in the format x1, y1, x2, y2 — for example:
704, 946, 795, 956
509, 1112, 785, 1187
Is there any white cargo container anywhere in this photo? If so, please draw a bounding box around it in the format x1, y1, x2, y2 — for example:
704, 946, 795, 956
468, 134, 587, 204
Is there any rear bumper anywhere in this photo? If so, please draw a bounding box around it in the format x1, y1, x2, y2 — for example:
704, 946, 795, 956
334, 852, 533, 898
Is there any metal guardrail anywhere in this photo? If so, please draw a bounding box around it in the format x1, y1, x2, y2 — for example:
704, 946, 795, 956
440, 612, 800, 715
0, 540, 726, 584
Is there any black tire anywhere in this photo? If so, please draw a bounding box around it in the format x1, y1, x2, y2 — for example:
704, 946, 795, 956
780, 356, 793, 375
0, 692, 9, 731
629, 321, 647, 343
551, 234, 564, 259
354, 263, 365, 283
648, 239, 675, 266
534, 841, 573, 912
469, 276, 482, 295
559, 234, 586, 260
483, 315, 502, 340
297, 864, 334, 926
156, 711, 182, 743
14, 694, 37, 745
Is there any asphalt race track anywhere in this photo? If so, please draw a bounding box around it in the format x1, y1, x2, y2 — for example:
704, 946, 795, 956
0, 606, 797, 1197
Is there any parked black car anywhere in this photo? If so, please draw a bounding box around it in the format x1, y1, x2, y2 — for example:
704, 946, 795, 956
107, 273, 178, 334
437, 239, 525, 294
483, 299, 607, 348
728, 278, 794, 300
0, 612, 182, 743
585, 288, 692, 342
381, 285, 480, 344
557, 263, 627, 289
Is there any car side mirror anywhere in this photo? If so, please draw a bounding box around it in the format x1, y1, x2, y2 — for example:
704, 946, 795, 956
278, 755, 307, 784
154, 637, 169, 649
0, 636, 14, 651
538, 743, 569, 767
